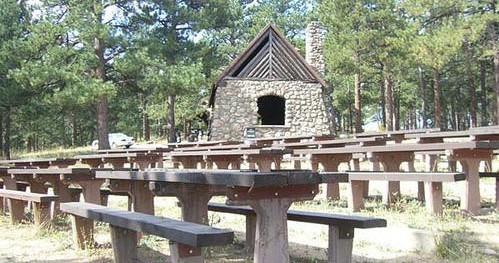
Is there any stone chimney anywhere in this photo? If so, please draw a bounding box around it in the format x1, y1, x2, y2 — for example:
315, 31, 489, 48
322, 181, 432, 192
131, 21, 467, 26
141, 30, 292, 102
305, 21, 325, 76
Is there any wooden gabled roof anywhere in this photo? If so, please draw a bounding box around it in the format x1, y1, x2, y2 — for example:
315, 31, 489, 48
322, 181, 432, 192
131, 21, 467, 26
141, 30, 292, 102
209, 23, 326, 107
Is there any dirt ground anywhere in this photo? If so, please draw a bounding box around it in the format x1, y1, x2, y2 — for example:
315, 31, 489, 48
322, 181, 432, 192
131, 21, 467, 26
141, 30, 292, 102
0, 180, 498, 263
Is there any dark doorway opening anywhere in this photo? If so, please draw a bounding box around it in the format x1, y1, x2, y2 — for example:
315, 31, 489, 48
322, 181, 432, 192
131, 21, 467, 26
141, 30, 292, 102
257, 95, 285, 125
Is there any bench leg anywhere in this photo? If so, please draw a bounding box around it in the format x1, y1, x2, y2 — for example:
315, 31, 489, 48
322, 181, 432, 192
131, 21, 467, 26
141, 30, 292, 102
8, 199, 25, 224
245, 213, 257, 254
496, 177, 499, 210
328, 225, 354, 263
424, 182, 443, 214
110, 225, 138, 263
170, 242, 203, 263
70, 215, 94, 249
348, 180, 364, 212
33, 201, 52, 228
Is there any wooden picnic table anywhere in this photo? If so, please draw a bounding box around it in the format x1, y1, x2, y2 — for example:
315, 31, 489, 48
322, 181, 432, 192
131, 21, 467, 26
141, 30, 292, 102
352, 128, 441, 143
244, 134, 331, 147
0, 157, 77, 168
295, 140, 499, 214
168, 147, 292, 171
95, 168, 321, 263
6, 167, 106, 211
74, 152, 163, 169
96, 146, 173, 155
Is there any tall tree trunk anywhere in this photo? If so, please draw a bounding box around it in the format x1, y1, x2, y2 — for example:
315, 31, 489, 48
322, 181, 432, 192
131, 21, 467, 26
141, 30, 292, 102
480, 61, 488, 126
380, 80, 386, 129
139, 93, 151, 141
433, 67, 441, 129
491, 1, 498, 125
4, 108, 11, 160
465, 39, 477, 127
384, 72, 394, 131
418, 67, 427, 128
167, 94, 176, 143
354, 73, 362, 133
95, 35, 110, 150
0, 113, 3, 157
71, 111, 77, 147
493, 28, 499, 125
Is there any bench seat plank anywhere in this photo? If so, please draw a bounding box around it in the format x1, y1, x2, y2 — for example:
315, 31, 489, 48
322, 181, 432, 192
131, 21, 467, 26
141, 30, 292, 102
347, 171, 465, 182
207, 202, 386, 229
207, 202, 386, 263
0, 189, 57, 203
0, 189, 57, 227
60, 202, 233, 247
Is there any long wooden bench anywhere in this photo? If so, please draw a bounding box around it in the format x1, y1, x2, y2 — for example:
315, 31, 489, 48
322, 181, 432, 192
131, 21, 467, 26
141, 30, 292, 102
346, 171, 466, 214
60, 202, 234, 263
207, 202, 386, 263
480, 172, 499, 209
0, 189, 57, 228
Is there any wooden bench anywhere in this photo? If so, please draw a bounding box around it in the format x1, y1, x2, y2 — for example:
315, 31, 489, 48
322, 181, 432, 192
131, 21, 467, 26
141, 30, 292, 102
346, 171, 465, 214
0, 189, 57, 228
480, 172, 499, 209
60, 202, 234, 263
207, 202, 386, 263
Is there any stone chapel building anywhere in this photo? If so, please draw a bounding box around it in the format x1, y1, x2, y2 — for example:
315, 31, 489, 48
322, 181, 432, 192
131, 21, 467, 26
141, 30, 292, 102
208, 22, 332, 141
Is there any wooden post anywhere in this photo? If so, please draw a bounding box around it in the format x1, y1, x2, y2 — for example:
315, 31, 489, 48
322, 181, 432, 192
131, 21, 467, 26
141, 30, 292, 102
372, 152, 413, 206
424, 182, 443, 214
496, 177, 499, 210
348, 180, 365, 212
110, 225, 138, 263
328, 225, 354, 263
245, 212, 257, 254
8, 199, 25, 224
71, 215, 94, 249
78, 180, 104, 205
249, 198, 292, 263
170, 242, 203, 263
33, 201, 52, 228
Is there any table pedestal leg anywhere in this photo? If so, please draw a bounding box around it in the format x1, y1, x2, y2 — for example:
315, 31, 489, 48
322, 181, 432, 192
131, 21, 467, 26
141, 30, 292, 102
130, 181, 154, 215
458, 158, 481, 215
424, 182, 443, 214
176, 184, 212, 224
449, 149, 492, 215
249, 198, 292, 263
373, 152, 413, 206
50, 180, 73, 216
78, 180, 103, 205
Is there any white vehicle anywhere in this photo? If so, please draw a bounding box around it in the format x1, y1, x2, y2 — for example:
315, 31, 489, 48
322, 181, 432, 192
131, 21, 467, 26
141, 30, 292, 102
92, 133, 135, 149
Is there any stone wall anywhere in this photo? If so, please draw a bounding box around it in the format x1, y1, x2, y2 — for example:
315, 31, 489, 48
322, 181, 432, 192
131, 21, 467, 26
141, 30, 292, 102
210, 79, 331, 141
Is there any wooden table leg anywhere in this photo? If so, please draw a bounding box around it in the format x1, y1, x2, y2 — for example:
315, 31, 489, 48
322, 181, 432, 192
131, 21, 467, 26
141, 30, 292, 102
78, 180, 104, 205
248, 198, 292, 263
372, 152, 413, 206
130, 181, 154, 215
50, 180, 73, 215
457, 158, 482, 215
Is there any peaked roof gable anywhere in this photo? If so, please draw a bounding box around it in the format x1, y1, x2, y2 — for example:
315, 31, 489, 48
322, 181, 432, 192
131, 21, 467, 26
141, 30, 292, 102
210, 23, 326, 106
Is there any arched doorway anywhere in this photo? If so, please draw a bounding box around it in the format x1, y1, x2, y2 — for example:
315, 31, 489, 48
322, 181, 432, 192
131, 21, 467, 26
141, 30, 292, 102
257, 95, 285, 125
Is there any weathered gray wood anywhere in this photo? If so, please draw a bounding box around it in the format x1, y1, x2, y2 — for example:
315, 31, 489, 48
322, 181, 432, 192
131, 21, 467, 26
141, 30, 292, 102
207, 202, 386, 263
96, 169, 319, 188
249, 198, 292, 263
60, 202, 234, 247
0, 189, 58, 203
346, 171, 466, 182
110, 225, 138, 263
328, 225, 354, 263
